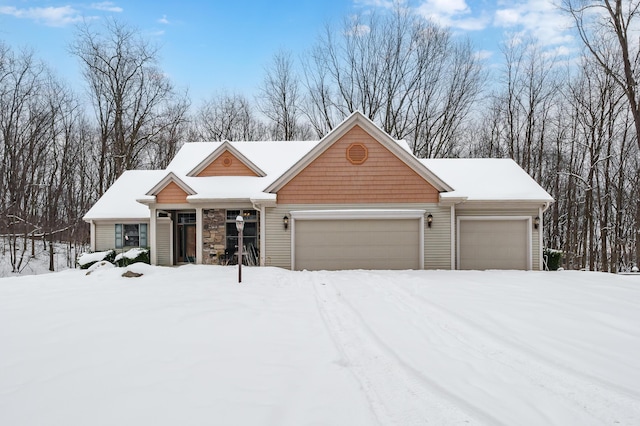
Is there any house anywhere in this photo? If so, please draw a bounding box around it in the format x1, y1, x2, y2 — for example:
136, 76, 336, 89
83, 111, 553, 271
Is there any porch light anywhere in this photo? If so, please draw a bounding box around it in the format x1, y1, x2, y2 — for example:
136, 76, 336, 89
283, 215, 289, 230
236, 215, 244, 283
534, 216, 540, 229
427, 213, 433, 228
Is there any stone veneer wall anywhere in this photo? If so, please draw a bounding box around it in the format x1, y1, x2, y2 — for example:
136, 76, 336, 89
202, 209, 226, 264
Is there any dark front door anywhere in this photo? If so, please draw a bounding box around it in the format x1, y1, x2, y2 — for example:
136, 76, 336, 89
177, 212, 196, 263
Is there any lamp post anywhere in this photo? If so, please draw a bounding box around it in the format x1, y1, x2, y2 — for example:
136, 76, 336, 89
235, 215, 244, 283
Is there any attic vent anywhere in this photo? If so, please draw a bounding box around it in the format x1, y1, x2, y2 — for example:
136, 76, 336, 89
347, 143, 368, 165
222, 156, 232, 167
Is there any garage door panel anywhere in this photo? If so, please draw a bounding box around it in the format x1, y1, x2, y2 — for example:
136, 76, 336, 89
459, 219, 529, 270
295, 219, 420, 271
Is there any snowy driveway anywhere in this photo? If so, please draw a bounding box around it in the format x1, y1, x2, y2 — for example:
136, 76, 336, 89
1, 265, 639, 425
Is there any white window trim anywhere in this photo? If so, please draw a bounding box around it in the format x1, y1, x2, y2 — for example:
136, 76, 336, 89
456, 216, 532, 271
290, 209, 426, 270
115, 222, 148, 249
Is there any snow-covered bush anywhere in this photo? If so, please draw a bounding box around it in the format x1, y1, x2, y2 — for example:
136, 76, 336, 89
77, 250, 116, 270
114, 248, 150, 267
544, 248, 563, 271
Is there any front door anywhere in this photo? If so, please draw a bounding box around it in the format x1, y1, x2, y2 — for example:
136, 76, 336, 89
177, 212, 196, 263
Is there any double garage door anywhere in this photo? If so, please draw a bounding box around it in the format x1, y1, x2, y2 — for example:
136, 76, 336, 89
291, 214, 532, 271
294, 218, 422, 271
458, 218, 531, 270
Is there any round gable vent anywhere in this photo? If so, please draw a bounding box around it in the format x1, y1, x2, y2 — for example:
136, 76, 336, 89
347, 143, 368, 165
222, 156, 233, 167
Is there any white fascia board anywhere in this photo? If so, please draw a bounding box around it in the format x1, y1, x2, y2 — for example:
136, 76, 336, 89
186, 196, 276, 204
136, 196, 156, 205
290, 209, 426, 220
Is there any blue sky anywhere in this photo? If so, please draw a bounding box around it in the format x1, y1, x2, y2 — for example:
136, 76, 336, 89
0, 1, 575, 103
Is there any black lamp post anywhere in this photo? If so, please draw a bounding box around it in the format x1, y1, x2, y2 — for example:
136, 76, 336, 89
235, 215, 244, 283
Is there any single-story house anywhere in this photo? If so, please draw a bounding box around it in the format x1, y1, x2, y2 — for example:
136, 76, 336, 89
83, 111, 553, 270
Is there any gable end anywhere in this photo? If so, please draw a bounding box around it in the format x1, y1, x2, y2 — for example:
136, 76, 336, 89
277, 125, 440, 204
196, 149, 260, 177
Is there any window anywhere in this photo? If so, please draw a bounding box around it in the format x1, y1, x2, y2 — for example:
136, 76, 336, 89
115, 223, 148, 248
226, 210, 258, 263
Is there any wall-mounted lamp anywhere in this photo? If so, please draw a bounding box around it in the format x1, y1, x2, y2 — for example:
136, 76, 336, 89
283, 215, 289, 230
427, 213, 433, 228
534, 216, 540, 229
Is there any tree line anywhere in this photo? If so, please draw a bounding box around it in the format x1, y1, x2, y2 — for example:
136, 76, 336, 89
0, 0, 638, 272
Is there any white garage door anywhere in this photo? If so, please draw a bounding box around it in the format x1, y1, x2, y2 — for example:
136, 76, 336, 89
458, 219, 530, 270
294, 219, 421, 270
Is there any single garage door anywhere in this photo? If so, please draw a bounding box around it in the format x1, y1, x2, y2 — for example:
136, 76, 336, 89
294, 219, 421, 270
458, 219, 530, 270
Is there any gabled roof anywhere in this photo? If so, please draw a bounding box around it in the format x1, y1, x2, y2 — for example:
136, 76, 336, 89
187, 141, 266, 177
264, 111, 453, 193
83, 170, 166, 220
145, 172, 197, 197
422, 158, 553, 203
84, 115, 554, 223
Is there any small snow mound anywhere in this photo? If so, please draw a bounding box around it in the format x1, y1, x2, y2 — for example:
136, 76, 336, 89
85, 260, 115, 275
125, 262, 155, 275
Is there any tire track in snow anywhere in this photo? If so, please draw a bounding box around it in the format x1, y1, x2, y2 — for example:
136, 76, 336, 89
310, 272, 493, 426
356, 274, 640, 426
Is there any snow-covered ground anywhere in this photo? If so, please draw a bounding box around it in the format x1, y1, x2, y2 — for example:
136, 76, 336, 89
0, 265, 638, 425
0, 240, 82, 277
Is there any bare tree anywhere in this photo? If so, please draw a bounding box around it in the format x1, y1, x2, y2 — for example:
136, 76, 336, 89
302, 8, 484, 156
257, 50, 307, 140
70, 19, 181, 194
563, 0, 640, 267
194, 91, 266, 141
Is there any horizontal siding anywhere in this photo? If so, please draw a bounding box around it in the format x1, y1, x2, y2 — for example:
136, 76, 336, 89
94, 220, 151, 252
424, 206, 452, 270
95, 223, 115, 251
456, 207, 541, 270
277, 126, 439, 204
156, 218, 172, 266
266, 203, 451, 270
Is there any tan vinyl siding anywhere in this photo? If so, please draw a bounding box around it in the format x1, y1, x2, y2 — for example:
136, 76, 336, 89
456, 207, 541, 270
265, 203, 451, 270
94, 220, 150, 252
424, 206, 452, 270
95, 222, 116, 251
197, 150, 258, 177
277, 126, 439, 204
156, 218, 172, 266
156, 182, 188, 204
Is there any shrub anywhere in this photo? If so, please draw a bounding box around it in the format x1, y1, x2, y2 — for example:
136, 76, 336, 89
77, 250, 116, 269
544, 248, 563, 271
115, 248, 150, 267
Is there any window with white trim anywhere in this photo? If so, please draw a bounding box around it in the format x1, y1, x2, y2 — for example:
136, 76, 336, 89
115, 223, 148, 248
